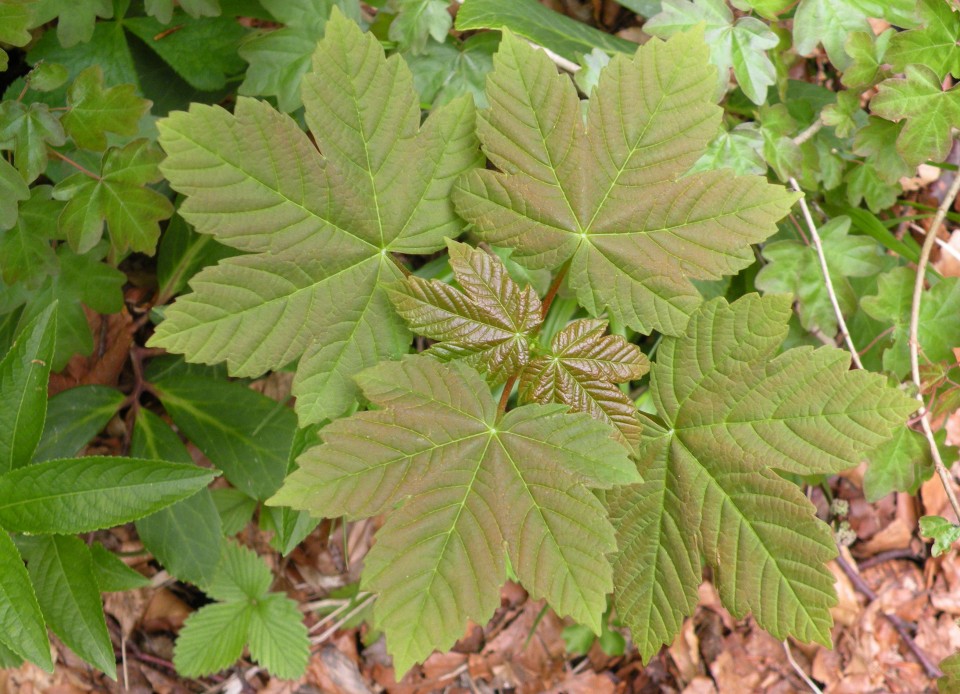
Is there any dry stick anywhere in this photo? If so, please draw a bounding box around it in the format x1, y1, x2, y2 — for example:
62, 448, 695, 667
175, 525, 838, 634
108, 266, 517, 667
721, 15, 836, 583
788, 177, 864, 368
783, 639, 823, 694
909, 170, 960, 523
909, 222, 960, 265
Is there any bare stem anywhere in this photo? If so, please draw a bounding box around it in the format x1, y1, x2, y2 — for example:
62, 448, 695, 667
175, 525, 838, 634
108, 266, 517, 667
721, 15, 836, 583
540, 260, 571, 320
788, 178, 863, 368
909, 169, 960, 523
48, 148, 101, 180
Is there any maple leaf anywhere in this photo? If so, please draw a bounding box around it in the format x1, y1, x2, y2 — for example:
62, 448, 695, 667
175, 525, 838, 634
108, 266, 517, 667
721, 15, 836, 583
0, 0, 33, 72
841, 30, 892, 89
0, 101, 66, 184
0, 158, 29, 232
389, 240, 542, 384
0, 186, 61, 286
607, 294, 916, 661
270, 356, 637, 675
886, 0, 960, 81
61, 66, 151, 151
29, 0, 113, 48
389, 0, 453, 54
689, 123, 767, 176
853, 117, 912, 185
150, 11, 480, 425
53, 139, 174, 256
792, 0, 871, 70
863, 426, 939, 501
453, 29, 796, 337
871, 65, 960, 166
519, 318, 648, 448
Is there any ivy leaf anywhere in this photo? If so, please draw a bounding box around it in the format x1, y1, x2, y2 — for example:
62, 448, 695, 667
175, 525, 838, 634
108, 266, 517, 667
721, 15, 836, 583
270, 357, 637, 675
0, 0, 33, 71
61, 66, 151, 151
54, 139, 173, 255
519, 319, 648, 447
793, 0, 870, 70
389, 240, 542, 384
920, 515, 960, 557
689, 122, 767, 176
862, 268, 960, 378
0, 101, 66, 184
887, 0, 960, 80
0, 532, 50, 671
151, 11, 480, 425
863, 426, 938, 501
871, 65, 960, 166
29, 0, 113, 48
0, 157, 30, 232
644, 0, 780, 105
454, 30, 797, 337
842, 30, 892, 89
389, 0, 452, 54
238, 0, 361, 112
608, 294, 916, 661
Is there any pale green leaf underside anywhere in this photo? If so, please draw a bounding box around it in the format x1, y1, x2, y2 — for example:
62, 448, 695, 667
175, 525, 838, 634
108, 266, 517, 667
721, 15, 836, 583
270, 357, 636, 675
611, 294, 916, 661
453, 29, 797, 336
151, 11, 480, 424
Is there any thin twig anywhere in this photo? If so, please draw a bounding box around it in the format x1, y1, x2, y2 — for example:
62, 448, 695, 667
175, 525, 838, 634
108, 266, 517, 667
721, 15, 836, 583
909, 170, 960, 523
526, 41, 580, 73
909, 223, 960, 265
310, 593, 375, 645
783, 639, 823, 694
788, 178, 863, 368
48, 147, 101, 180
793, 119, 824, 146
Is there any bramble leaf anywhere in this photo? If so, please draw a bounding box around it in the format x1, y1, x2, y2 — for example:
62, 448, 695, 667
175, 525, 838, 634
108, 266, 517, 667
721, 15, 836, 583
270, 357, 637, 675
608, 294, 916, 661
389, 240, 542, 384
453, 30, 796, 337
519, 319, 648, 447
886, 0, 960, 80
61, 66, 151, 151
173, 601, 250, 677
151, 11, 480, 425
247, 594, 310, 680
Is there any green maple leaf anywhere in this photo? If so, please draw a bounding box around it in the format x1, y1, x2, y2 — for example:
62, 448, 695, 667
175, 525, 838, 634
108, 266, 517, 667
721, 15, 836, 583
920, 516, 960, 557
151, 11, 480, 425
841, 30, 892, 89
871, 64, 960, 166
519, 318, 649, 448
845, 161, 901, 212
758, 104, 803, 181
145, 0, 220, 24
793, 0, 871, 70
29, 0, 113, 48
689, 122, 767, 176
61, 66, 151, 151
0, 158, 29, 231
0, 100, 66, 184
389, 240, 542, 384
756, 216, 892, 336
389, 0, 453, 54
404, 33, 497, 108
454, 29, 796, 337
644, 0, 780, 105
608, 293, 916, 662
862, 267, 960, 378
238, 0, 361, 112
821, 91, 864, 138
270, 357, 637, 675
0, 186, 62, 286
0, 0, 34, 72
887, 0, 960, 81
863, 426, 939, 501
853, 117, 911, 185
53, 139, 173, 256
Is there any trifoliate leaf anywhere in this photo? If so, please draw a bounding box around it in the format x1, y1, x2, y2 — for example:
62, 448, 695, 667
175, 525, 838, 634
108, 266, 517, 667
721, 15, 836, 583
871, 65, 960, 166
206, 541, 272, 602
238, 0, 361, 112
54, 139, 173, 255
644, 0, 779, 105
389, 0, 452, 54
0, 101, 66, 183
921, 515, 960, 557
454, 30, 796, 337
519, 319, 648, 447
404, 32, 497, 108
389, 240, 542, 384
270, 357, 637, 675
887, 0, 960, 80
61, 66, 151, 151
247, 594, 309, 680
841, 30, 892, 89
608, 294, 916, 661
853, 117, 911, 185
173, 601, 250, 677
0, 0, 33, 71
862, 268, 960, 378
29, 0, 113, 48
689, 122, 767, 176
793, 0, 870, 70
0, 532, 50, 671
0, 157, 29, 231
152, 11, 480, 425
864, 425, 938, 501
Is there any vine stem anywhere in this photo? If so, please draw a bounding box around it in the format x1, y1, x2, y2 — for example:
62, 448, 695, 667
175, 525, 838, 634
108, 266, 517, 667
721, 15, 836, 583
788, 177, 864, 369
48, 147, 101, 180
909, 168, 960, 522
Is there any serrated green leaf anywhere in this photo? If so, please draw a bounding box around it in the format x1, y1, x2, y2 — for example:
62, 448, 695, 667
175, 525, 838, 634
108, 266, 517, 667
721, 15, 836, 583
864, 425, 939, 501
454, 30, 796, 337
54, 139, 173, 255
887, 0, 960, 80
842, 30, 892, 89
871, 64, 960, 166
0, 532, 50, 670
689, 122, 766, 176
609, 294, 916, 661
89, 542, 150, 591
0, 157, 29, 231
389, 0, 452, 54
132, 408, 223, 587
151, 11, 481, 425
519, 319, 648, 447
207, 541, 273, 602
0, 100, 66, 183
755, 216, 892, 335
61, 66, 151, 151
0, 638, 23, 669
19, 535, 115, 677
390, 240, 542, 384
921, 515, 960, 557
152, 374, 296, 499
247, 594, 309, 680
0, 303, 55, 474
271, 357, 636, 675
455, 0, 636, 62
29, 0, 112, 47
0, 456, 217, 533
793, 0, 870, 70
404, 32, 497, 108
211, 488, 257, 536
173, 600, 250, 677
33, 385, 123, 462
